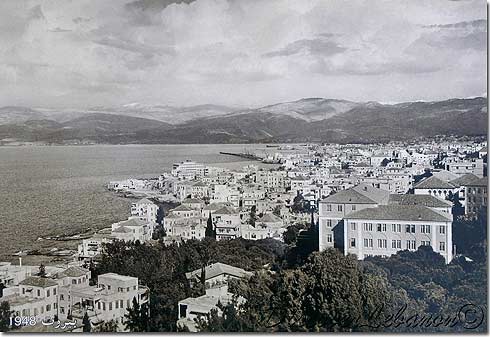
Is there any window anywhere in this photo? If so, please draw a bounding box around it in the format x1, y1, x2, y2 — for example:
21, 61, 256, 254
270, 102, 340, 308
440, 242, 446, 251
53, 303, 57, 309
421, 225, 431, 234
392, 240, 401, 249
107, 285, 111, 290
439, 226, 445, 234
109, 302, 112, 310
338, 205, 343, 212
47, 290, 50, 297
116, 301, 119, 309
22, 288, 25, 294
127, 299, 130, 308
53, 288, 56, 295
98, 302, 101, 310
350, 238, 356, 247
377, 239, 387, 249
421, 240, 430, 246
46, 304, 51, 312
102, 302, 106, 311
37, 290, 40, 297
377, 224, 386, 232
392, 224, 401, 232
72, 279, 76, 285
327, 234, 333, 243
407, 240, 416, 250
351, 204, 357, 211
326, 204, 332, 211
364, 238, 373, 248
363, 223, 373, 231
350, 222, 356, 231
120, 300, 124, 308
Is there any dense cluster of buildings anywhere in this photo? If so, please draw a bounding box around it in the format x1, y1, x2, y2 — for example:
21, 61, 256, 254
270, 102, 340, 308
2, 139, 487, 331
0, 261, 149, 332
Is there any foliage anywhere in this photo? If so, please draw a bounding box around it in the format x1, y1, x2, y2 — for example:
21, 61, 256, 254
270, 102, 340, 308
95, 238, 286, 331
453, 208, 487, 262
363, 246, 487, 332
248, 205, 257, 227
201, 249, 389, 332
37, 264, 46, 277
205, 213, 216, 239
282, 223, 307, 245
93, 320, 118, 332
82, 312, 91, 332
0, 301, 12, 332
124, 297, 150, 332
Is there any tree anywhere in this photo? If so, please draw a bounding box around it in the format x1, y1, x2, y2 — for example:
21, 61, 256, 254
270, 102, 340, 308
93, 320, 118, 332
124, 297, 149, 332
0, 301, 12, 332
37, 264, 46, 277
248, 206, 257, 227
205, 213, 216, 239
82, 312, 91, 332
272, 205, 281, 217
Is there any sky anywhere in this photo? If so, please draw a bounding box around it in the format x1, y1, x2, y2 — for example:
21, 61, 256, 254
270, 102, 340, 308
0, 0, 487, 109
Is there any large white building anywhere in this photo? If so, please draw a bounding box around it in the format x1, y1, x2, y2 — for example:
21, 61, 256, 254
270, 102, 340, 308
343, 204, 453, 263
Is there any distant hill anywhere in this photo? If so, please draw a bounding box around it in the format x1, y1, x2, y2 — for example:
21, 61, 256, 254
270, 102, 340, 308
0, 97, 486, 144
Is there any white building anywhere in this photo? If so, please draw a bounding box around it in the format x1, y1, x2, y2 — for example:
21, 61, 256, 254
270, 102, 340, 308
344, 204, 453, 263
131, 198, 159, 223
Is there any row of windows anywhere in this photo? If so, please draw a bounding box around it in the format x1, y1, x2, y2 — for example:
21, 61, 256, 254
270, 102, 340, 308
350, 223, 446, 234
97, 299, 131, 311
325, 204, 351, 212
21, 303, 58, 316
22, 287, 57, 297
351, 238, 446, 251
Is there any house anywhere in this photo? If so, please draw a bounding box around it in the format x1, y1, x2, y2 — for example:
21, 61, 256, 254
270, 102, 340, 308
4, 276, 59, 322
449, 173, 481, 209
463, 177, 487, 216
344, 205, 453, 263
212, 206, 241, 240
68, 273, 150, 331
185, 262, 252, 290
318, 184, 390, 251
111, 217, 154, 243
413, 176, 456, 201
444, 157, 484, 177
178, 263, 251, 331
131, 198, 159, 223
388, 194, 452, 216
172, 160, 208, 180
77, 228, 113, 261
181, 198, 206, 211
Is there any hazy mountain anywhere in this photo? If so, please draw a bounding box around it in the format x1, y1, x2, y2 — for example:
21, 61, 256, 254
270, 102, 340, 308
0, 97, 486, 144
87, 103, 239, 124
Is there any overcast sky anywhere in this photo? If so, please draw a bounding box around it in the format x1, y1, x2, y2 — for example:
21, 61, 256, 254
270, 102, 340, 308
0, 0, 486, 108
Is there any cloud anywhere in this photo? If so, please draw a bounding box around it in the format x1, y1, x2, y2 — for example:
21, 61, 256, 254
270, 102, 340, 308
0, 0, 485, 108
263, 37, 348, 58
48, 27, 72, 33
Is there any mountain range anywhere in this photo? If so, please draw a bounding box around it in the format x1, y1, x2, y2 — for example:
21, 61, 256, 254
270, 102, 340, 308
0, 97, 486, 145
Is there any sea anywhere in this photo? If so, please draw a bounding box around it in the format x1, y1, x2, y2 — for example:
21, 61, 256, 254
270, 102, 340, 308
0, 144, 284, 263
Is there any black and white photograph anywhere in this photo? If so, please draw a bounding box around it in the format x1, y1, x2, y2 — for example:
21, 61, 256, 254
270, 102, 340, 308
0, 0, 487, 333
